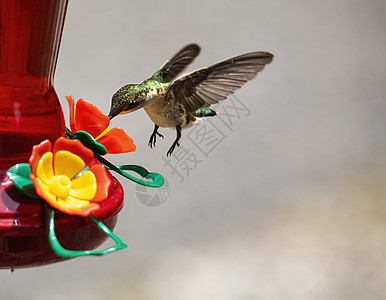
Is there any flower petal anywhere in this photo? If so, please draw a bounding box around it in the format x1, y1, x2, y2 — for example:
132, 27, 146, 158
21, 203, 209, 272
70, 170, 97, 200
34, 177, 57, 206
53, 137, 94, 167
57, 196, 99, 217
96, 127, 136, 154
54, 150, 85, 179
89, 164, 110, 202
35, 152, 54, 184
29, 139, 52, 175
75, 99, 110, 138
65, 95, 76, 133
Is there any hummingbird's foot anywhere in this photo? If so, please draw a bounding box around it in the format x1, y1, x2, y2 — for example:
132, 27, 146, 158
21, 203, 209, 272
167, 141, 180, 157
166, 125, 182, 157
148, 124, 164, 148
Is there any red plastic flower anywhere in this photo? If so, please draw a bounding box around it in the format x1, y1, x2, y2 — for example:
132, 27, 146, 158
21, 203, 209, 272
29, 137, 111, 217
66, 95, 136, 154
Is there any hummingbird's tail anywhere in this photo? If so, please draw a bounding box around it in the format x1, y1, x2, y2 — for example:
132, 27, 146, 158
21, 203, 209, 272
193, 108, 217, 118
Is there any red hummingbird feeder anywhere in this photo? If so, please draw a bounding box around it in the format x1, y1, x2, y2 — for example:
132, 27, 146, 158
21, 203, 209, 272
0, 0, 164, 269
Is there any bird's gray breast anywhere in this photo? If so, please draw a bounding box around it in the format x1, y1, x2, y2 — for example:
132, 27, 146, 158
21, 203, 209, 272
143, 97, 185, 128
143, 88, 198, 129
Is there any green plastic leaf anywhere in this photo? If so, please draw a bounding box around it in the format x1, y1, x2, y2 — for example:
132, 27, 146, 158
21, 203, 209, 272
72, 130, 107, 155
6, 163, 40, 199
116, 164, 165, 188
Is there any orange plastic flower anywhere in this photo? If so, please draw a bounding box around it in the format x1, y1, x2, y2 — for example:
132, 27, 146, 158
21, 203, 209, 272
66, 95, 136, 154
29, 137, 111, 217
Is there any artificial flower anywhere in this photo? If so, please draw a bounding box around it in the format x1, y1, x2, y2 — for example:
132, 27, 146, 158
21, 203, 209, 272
29, 137, 111, 217
66, 95, 136, 154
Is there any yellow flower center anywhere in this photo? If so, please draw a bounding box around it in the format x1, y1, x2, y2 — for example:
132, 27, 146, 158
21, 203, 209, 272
49, 175, 71, 198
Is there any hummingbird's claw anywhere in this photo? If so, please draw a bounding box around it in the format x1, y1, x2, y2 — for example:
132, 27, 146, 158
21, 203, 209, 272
148, 124, 164, 148
166, 125, 182, 157
167, 141, 180, 157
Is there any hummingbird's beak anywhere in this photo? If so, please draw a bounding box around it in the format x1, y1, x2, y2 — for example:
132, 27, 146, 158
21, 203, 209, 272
108, 106, 120, 119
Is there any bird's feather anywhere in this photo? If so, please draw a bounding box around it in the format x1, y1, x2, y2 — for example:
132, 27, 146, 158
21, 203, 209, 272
169, 52, 274, 113
152, 44, 201, 83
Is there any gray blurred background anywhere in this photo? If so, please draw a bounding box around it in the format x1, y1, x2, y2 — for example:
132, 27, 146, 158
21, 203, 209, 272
2, 0, 386, 299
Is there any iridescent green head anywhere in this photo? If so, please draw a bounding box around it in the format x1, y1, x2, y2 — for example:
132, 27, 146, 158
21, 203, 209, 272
108, 84, 145, 119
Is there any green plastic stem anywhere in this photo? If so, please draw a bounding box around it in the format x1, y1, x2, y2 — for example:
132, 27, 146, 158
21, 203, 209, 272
45, 203, 127, 258
96, 155, 164, 188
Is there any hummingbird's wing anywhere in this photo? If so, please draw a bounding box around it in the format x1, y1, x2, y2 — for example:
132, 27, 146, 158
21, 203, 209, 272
168, 52, 273, 113
152, 44, 201, 83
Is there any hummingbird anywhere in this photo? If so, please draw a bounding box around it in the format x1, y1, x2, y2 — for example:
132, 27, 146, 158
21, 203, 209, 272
108, 44, 273, 156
